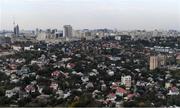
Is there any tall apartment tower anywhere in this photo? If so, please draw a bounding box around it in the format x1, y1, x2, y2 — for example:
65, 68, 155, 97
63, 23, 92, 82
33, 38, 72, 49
149, 56, 159, 70
63, 25, 73, 37
149, 55, 167, 70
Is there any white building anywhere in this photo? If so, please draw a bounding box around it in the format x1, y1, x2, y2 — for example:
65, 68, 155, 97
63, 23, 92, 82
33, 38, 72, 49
115, 36, 121, 40
36, 32, 47, 41
12, 45, 22, 51
121, 75, 131, 89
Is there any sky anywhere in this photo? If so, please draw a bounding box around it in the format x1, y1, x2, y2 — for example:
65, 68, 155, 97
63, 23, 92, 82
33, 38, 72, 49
0, 0, 180, 30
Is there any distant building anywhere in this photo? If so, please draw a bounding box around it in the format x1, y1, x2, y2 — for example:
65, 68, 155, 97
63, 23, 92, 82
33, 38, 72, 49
46, 29, 51, 33
115, 35, 131, 41
83, 30, 92, 37
149, 55, 167, 70
121, 75, 131, 89
55, 32, 63, 38
63, 25, 73, 37
36, 30, 64, 43
35, 28, 39, 35
36, 32, 47, 41
154, 46, 174, 53
52, 29, 57, 34
14, 24, 19, 36
149, 56, 159, 70
73, 30, 84, 37
158, 54, 167, 66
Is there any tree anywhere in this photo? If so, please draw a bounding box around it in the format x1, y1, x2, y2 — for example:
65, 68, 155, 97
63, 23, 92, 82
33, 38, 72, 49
68, 93, 93, 107
0, 96, 11, 106
0, 86, 5, 96
42, 87, 53, 95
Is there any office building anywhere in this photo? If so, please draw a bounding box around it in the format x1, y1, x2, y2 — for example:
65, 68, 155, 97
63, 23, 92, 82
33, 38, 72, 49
63, 25, 73, 37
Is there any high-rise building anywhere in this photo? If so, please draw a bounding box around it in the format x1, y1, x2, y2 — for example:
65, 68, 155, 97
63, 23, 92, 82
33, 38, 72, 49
158, 54, 167, 66
149, 55, 167, 70
35, 28, 39, 36
149, 56, 159, 70
14, 24, 19, 36
63, 25, 73, 37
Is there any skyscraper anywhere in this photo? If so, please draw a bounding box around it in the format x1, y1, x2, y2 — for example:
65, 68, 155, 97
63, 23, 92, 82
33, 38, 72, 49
14, 24, 19, 36
149, 56, 159, 70
63, 25, 73, 37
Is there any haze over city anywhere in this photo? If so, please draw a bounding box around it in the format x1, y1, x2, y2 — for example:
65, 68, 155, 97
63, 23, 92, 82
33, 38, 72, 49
1, 0, 180, 107
1, 0, 180, 30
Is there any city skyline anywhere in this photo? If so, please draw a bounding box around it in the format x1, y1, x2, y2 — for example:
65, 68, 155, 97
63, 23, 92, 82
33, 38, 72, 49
1, 0, 180, 30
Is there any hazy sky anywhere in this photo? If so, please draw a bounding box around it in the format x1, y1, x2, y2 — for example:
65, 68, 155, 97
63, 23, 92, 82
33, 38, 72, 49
1, 0, 180, 30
